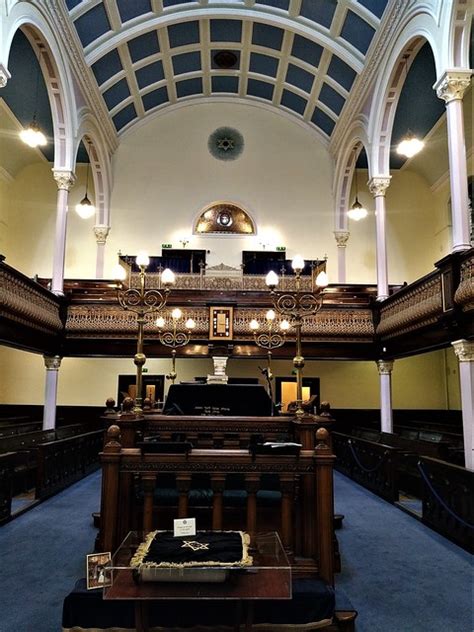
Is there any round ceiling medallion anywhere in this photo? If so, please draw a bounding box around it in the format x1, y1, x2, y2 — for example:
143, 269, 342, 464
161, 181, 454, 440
208, 127, 244, 161
213, 50, 238, 69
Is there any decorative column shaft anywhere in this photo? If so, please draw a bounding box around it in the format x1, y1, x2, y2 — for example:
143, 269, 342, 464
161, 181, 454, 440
334, 231, 350, 283
435, 71, 472, 252
452, 340, 474, 470
0, 63, 11, 87
51, 170, 75, 295
377, 359, 394, 433
94, 224, 110, 279
369, 177, 391, 301
43, 355, 62, 430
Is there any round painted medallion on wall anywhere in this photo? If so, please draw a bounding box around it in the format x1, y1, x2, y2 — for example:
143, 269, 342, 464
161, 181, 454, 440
208, 127, 244, 161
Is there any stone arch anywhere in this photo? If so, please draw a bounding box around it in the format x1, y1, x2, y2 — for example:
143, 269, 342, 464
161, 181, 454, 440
2, 2, 77, 170
75, 112, 113, 228
441, 0, 473, 68
333, 121, 371, 232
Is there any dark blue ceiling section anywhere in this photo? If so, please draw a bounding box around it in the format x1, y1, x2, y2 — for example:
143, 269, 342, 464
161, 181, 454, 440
211, 50, 241, 70
2, 30, 54, 161
256, 0, 290, 10
211, 76, 239, 93
299, 0, 337, 29
249, 52, 279, 77
163, 0, 194, 6
210, 20, 242, 43
319, 83, 346, 115
65, 0, 82, 9
116, 0, 152, 24
176, 77, 203, 98
103, 78, 130, 110
247, 78, 274, 101
172, 51, 201, 75
128, 31, 160, 63
281, 89, 307, 115
340, 10, 376, 55
73, 4, 111, 48
311, 107, 335, 136
142, 86, 169, 111
92, 49, 123, 85
357, 0, 389, 19
135, 60, 165, 89
113, 103, 137, 131
327, 56, 357, 91
286, 64, 314, 94
168, 21, 200, 48
291, 35, 323, 67
389, 42, 444, 168
252, 23, 284, 50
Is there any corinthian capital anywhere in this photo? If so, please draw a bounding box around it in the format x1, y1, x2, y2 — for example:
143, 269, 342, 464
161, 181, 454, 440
44, 355, 62, 371
434, 70, 472, 104
53, 170, 76, 191
0, 64, 11, 88
377, 359, 394, 375
452, 339, 474, 362
94, 224, 110, 244
368, 176, 391, 197
334, 231, 350, 248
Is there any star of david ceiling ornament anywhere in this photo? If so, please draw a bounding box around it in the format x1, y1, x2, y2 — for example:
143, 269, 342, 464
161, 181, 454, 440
208, 127, 244, 161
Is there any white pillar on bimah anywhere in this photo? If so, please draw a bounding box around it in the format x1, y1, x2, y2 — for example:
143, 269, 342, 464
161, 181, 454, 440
368, 177, 391, 301
377, 359, 394, 434
334, 231, 350, 283
207, 356, 229, 384
452, 340, 474, 471
51, 171, 75, 295
94, 224, 110, 279
435, 71, 472, 252
43, 355, 62, 431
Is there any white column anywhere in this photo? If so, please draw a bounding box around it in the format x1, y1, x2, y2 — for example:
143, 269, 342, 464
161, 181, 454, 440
0, 63, 11, 87
377, 359, 394, 433
451, 340, 474, 470
94, 224, 110, 278
334, 231, 350, 283
435, 70, 472, 252
43, 355, 62, 431
51, 170, 75, 295
369, 177, 391, 301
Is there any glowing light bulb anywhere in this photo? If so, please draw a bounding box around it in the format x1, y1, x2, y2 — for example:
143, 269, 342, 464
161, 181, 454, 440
265, 271, 278, 288
155, 316, 165, 328
135, 251, 150, 267
250, 319, 260, 331
19, 120, 47, 148
161, 268, 175, 285
280, 319, 290, 331
112, 264, 127, 282
171, 308, 182, 320
291, 255, 305, 272
266, 309, 276, 321
396, 135, 424, 158
75, 195, 96, 219
316, 271, 328, 288
185, 318, 196, 330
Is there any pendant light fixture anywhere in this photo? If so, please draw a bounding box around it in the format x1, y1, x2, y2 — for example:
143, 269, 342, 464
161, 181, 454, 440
75, 161, 96, 219
20, 49, 47, 148
396, 55, 424, 158
347, 166, 368, 221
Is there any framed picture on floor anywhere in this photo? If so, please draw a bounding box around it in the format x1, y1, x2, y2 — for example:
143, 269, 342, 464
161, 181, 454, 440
86, 552, 112, 590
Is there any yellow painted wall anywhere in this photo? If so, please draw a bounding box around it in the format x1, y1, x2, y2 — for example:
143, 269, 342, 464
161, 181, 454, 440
0, 177, 10, 257
0, 345, 460, 410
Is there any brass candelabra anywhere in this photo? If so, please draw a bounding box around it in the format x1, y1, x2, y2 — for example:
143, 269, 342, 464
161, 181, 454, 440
115, 252, 175, 413
156, 308, 196, 384
265, 255, 328, 418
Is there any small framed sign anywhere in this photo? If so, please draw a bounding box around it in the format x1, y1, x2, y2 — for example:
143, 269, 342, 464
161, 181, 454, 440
86, 552, 112, 590
209, 306, 233, 340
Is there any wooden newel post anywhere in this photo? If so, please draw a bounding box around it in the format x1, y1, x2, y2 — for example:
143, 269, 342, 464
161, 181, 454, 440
99, 425, 122, 553
314, 427, 335, 586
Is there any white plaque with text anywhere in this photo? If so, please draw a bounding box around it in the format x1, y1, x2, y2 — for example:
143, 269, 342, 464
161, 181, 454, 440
173, 518, 196, 537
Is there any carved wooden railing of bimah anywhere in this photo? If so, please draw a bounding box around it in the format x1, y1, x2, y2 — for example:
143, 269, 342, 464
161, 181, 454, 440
0, 259, 63, 352
98, 424, 336, 585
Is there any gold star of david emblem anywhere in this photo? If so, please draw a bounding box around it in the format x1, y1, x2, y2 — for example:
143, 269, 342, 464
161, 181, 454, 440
181, 540, 210, 551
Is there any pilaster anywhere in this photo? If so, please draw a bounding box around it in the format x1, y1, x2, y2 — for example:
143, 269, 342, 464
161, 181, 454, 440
51, 170, 76, 295
368, 177, 391, 301
334, 231, 350, 283
452, 339, 474, 470
43, 355, 62, 431
377, 359, 394, 433
94, 224, 110, 279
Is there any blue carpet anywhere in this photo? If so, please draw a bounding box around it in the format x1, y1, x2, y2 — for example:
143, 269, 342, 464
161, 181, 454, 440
334, 472, 472, 632
0, 471, 101, 632
0, 470, 471, 631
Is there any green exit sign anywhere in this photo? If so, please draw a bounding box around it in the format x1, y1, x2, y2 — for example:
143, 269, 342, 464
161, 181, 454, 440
142, 368, 148, 373
162, 243, 172, 249
276, 246, 286, 251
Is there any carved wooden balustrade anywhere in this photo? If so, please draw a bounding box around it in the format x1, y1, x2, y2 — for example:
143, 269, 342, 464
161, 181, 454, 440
98, 424, 336, 585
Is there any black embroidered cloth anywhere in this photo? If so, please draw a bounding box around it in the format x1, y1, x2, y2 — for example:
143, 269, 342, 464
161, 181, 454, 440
131, 531, 252, 568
